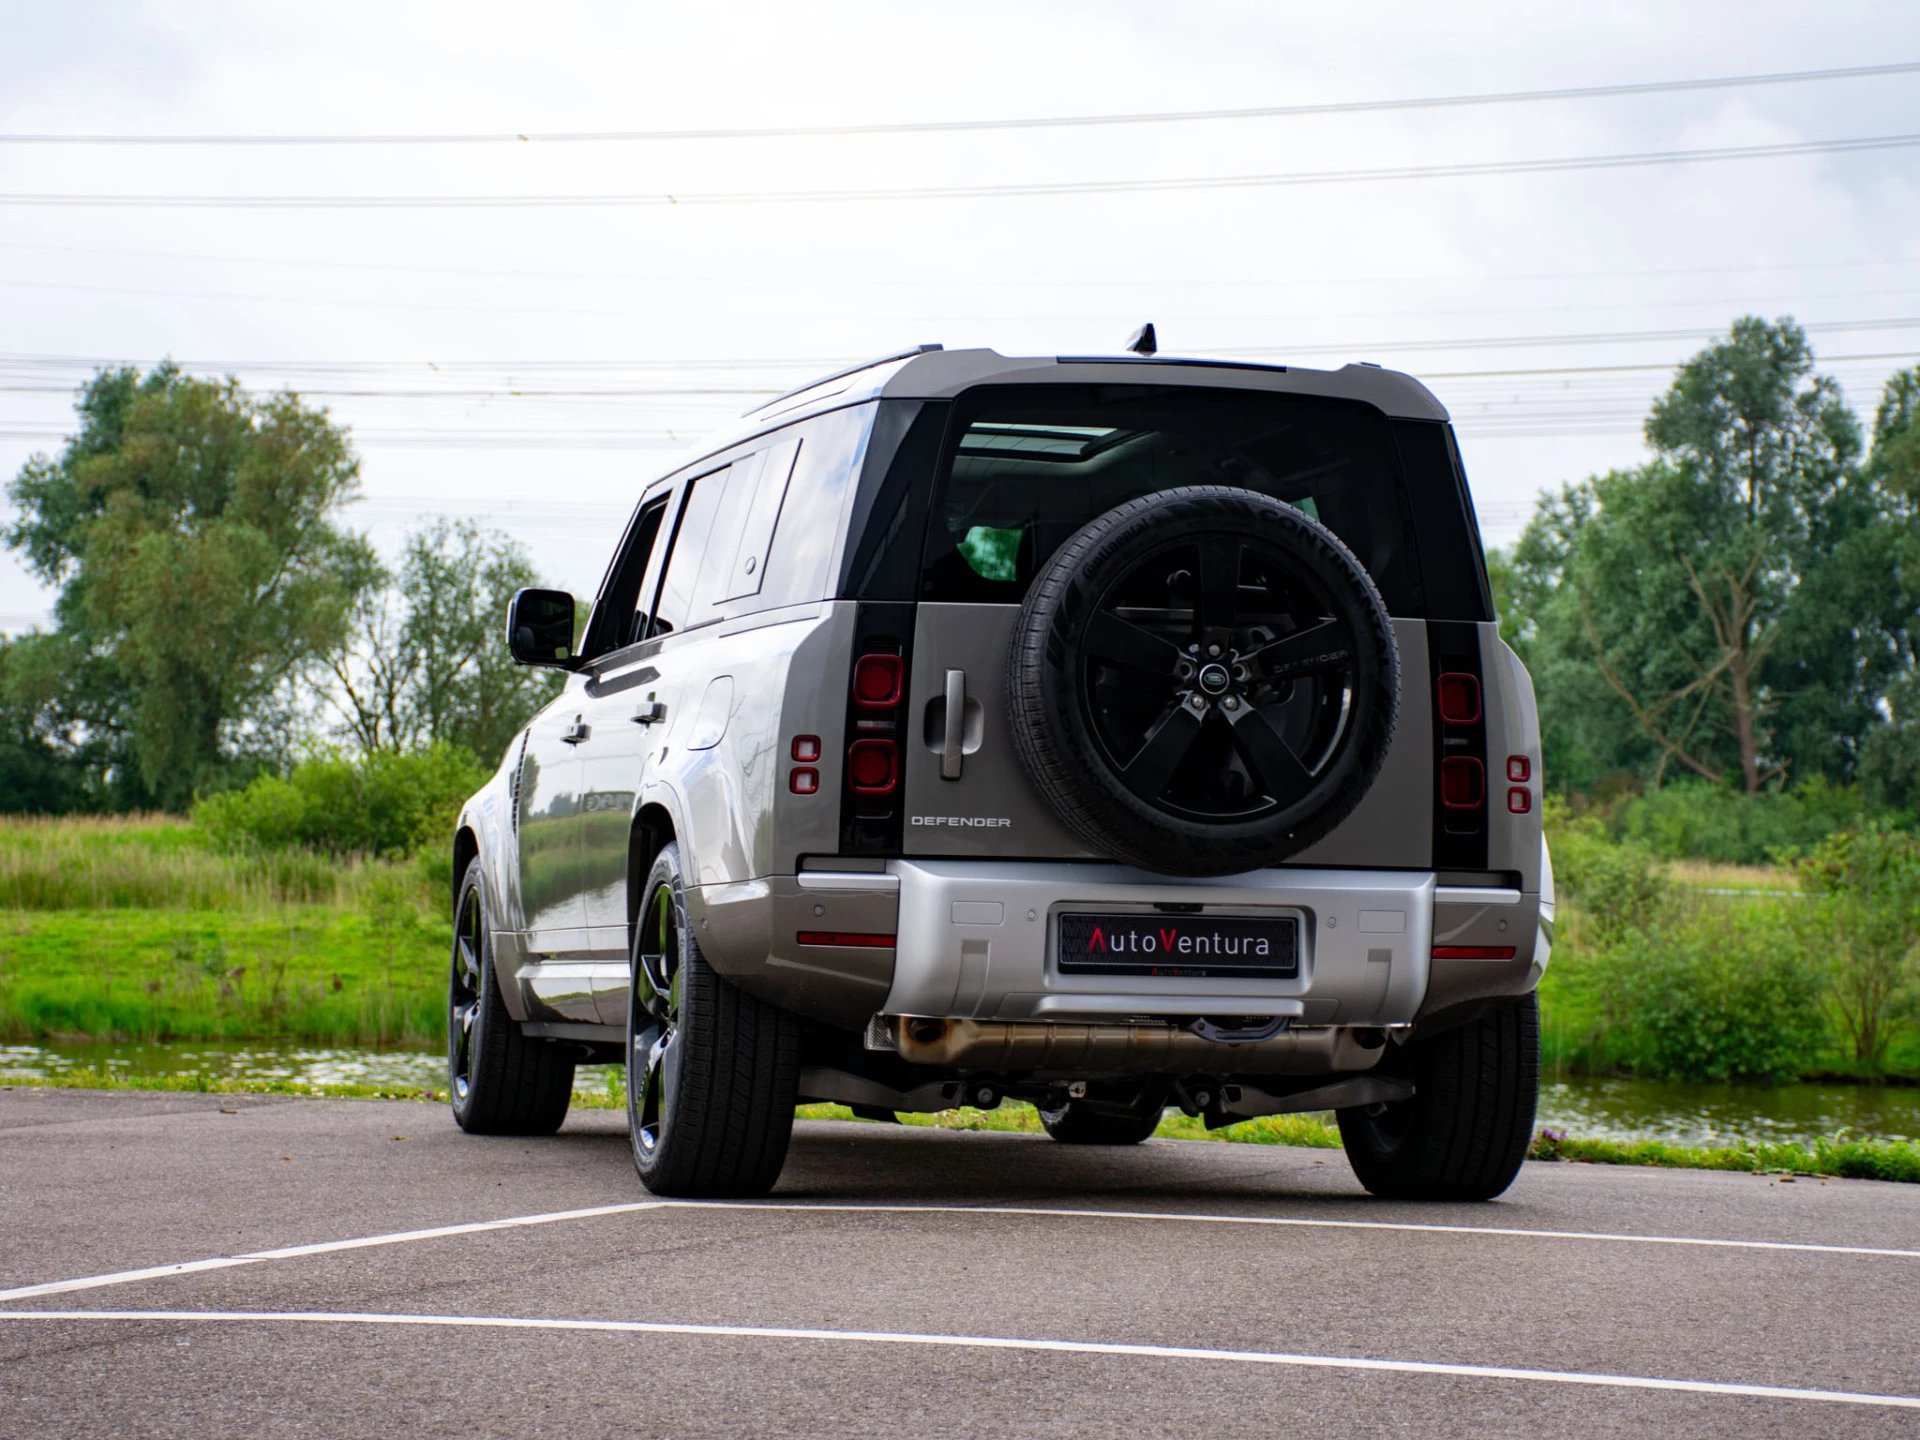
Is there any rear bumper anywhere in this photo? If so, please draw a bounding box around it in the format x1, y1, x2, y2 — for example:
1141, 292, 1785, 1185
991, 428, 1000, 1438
693, 857, 1545, 1033
883, 858, 1539, 1027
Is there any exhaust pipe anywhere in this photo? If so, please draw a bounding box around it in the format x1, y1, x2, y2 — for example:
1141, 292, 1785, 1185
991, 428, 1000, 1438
892, 1017, 1385, 1076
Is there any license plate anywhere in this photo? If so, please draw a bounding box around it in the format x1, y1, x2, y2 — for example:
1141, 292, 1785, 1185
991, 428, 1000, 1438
1056, 912, 1300, 980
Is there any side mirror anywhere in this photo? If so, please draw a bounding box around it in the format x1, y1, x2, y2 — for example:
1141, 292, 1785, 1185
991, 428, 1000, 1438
506, 588, 579, 669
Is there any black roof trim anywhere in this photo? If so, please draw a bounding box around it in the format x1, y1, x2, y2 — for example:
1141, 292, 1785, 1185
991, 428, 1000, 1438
747, 344, 945, 416
1052, 354, 1290, 374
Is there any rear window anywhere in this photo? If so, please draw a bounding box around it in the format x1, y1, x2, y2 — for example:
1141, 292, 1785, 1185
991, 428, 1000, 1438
919, 384, 1431, 613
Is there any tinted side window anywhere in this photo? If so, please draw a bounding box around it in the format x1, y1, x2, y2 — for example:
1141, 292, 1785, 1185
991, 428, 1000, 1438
751, 405, 871, 611
651, 470, 726, 636
582, 494, 669, 658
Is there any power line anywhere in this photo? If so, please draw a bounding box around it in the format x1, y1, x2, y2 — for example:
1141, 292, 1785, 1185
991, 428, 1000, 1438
2, 61, 1913, 145
1, 238, 1914, 289
4, 272, 1915, 326
4, 133, 1916, 209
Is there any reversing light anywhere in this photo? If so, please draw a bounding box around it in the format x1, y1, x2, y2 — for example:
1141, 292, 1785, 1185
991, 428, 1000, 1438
1507, 787, 1531, 814
1436, 672, 1482, 725
789, 768, 819, 795
1439, 755, 1485, 810
853, 653, 904, 709
792, 735, 822, 762
847, 738, 899, 795
1506, 755, 1530, 782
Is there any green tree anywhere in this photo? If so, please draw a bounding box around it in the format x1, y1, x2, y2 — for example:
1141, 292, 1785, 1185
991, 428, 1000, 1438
4, 365, 374, 809
1858, 367, 1920, 812
1511, 318, 1911, 794
323, 519, 557, 763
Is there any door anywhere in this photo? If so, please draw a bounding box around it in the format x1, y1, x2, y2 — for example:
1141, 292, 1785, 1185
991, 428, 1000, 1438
514, 683, 591, 952
573, 491, 676, 958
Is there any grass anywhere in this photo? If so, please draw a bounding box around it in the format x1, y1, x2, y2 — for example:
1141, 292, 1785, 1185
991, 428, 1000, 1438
0, 907, 447, 1046
1664, 858, 1801, 893
1531, 1127, 1920, 1184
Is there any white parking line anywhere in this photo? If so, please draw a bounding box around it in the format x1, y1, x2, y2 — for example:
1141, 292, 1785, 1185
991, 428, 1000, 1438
671, 1200, 1920, 1262
1, 1308, 1915, 1412
3, 1195, 1914, 1305
0, 1202, 665, 1302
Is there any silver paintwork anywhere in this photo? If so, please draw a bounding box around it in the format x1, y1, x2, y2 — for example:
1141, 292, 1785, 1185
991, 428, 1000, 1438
454, 349, 1548, 1072
882, 858, 1435, 1027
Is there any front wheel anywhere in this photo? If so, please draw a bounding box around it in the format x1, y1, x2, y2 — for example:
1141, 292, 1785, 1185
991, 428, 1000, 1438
1039, 1087, 1166, 1145
1336, 994, 1539, 1201
449, 858, 575, 1136
627, 843, 801, 1198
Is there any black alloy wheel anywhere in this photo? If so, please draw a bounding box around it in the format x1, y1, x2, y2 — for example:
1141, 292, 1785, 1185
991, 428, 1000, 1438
624, 842, 801, 1197
1008, 486, 1399, 876
626, 875, 683, 1171
449, 882, 485, 1107
447, 857, 574, 1136
1081, 532, 1359, 822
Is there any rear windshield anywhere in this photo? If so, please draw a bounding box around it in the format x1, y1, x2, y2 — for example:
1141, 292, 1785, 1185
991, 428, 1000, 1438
920, 384, 1429, 612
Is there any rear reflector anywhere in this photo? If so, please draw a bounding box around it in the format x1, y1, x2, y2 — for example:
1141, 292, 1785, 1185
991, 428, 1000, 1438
1439, 755, 1485, 810
852, 653, 904, 709
847, 738, 899, 794
1436, 672, 1482, 725
798, 931, 896, 948
1432, 945, 1517, 960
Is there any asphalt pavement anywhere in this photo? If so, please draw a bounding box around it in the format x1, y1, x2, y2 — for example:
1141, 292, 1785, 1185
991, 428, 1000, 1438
2, 1086, 1918, 1438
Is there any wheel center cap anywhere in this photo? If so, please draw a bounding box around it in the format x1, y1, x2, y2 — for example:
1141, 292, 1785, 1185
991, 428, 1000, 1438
1198, 663, 1232, 695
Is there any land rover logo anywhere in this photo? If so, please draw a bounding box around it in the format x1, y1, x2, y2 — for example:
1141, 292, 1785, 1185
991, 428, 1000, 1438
1197, 662, 1231, 694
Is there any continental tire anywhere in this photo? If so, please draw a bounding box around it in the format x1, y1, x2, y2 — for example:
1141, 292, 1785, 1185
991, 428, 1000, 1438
448, 858, 575, 1136
627, 843, 801, 1198
1007, 485, 1398, 876
1336, 994, 1540, 1201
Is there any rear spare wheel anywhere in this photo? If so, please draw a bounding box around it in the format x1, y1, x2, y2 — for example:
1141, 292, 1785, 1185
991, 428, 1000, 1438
1006, 486, 1398, 876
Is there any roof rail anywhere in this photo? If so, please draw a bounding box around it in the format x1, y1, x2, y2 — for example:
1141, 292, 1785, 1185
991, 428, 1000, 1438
746, 343, 944, 416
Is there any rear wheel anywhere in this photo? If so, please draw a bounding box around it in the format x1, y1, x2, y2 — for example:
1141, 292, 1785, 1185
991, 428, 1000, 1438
627, 843, 801, 1198
448, 858, 575, 1136
1336, 995, 1539, 1201
1038, 1088, 1166, 1146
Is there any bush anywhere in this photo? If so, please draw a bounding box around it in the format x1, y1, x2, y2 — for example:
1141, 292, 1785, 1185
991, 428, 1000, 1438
1609, 904, 1827, 1083
1617, 778, 1873, 865
1800, 826, 1920, 1071
194, 744, 489, 859
1549, 809, 1670, 948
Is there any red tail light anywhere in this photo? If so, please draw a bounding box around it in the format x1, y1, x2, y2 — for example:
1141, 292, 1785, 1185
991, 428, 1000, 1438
1436, 672, 1482, 725
853, 653, 903, 709
1440, 755, 1485, 810
847, 738, 899, 795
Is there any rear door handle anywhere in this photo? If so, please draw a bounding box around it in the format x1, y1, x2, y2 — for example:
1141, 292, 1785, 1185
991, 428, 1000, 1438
940, 669, 966, 780
631, 700, 667, 726
561, 719, 591, 745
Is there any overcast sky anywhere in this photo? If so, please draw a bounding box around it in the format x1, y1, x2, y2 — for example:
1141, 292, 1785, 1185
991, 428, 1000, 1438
1, 1, 1916, 626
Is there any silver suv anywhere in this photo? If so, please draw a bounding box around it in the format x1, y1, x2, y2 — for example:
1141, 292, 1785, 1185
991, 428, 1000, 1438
447, 344, 1552, 1201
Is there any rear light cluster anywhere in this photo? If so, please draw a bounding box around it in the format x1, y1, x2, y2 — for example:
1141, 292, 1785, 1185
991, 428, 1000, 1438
847, 645, 903, 815
1435, 672, 1485, 814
